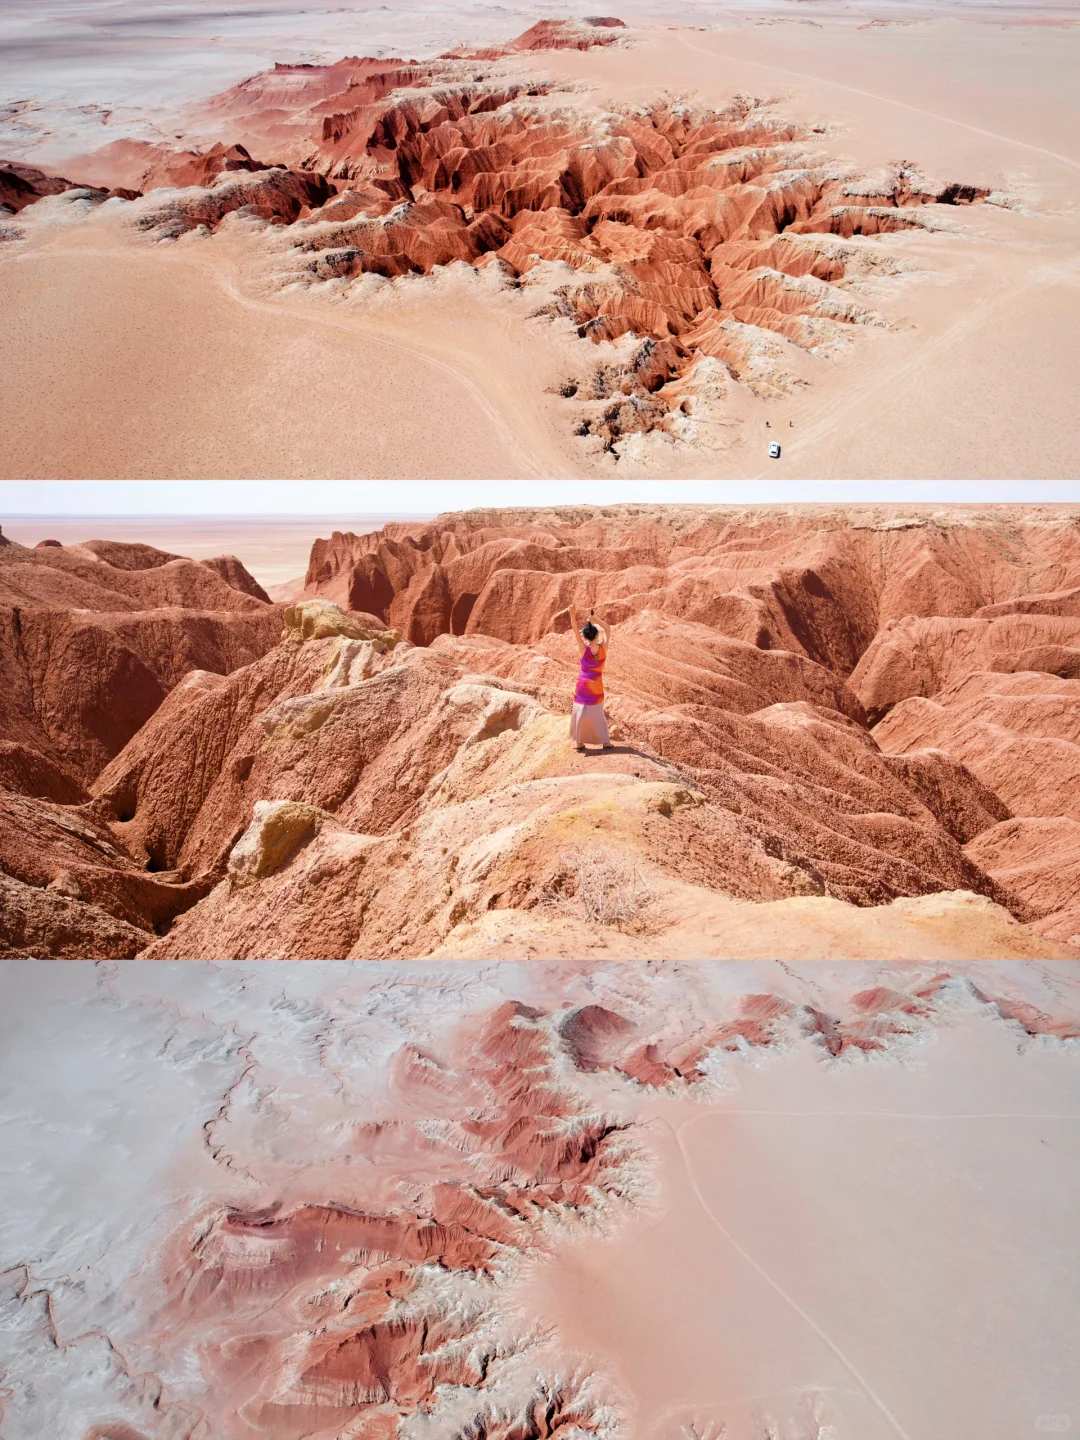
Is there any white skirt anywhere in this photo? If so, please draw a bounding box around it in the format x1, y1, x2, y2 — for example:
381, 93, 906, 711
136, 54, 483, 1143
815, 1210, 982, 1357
569, 702, 610, 746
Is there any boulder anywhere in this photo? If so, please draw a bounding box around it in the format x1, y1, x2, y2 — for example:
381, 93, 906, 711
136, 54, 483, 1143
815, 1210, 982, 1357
282, 599, 399, 645
227, 799, 337, 886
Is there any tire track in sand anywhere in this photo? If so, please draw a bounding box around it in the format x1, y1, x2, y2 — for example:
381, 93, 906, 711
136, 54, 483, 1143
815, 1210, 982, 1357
659, 1111, 916, 1440
8, 238, 578, 480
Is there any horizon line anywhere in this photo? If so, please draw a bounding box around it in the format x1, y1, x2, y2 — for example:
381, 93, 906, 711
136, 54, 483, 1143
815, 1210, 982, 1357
7, 499, 1080, 518
1, 513, 438, 521
4, 479, 1080, 519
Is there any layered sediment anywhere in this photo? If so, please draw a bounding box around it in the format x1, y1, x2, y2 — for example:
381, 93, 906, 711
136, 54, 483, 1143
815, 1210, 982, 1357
0, 530, 281, 955
2, 509, 1078, 959
1, 17, 994, 451
3, 961, 1078, 1440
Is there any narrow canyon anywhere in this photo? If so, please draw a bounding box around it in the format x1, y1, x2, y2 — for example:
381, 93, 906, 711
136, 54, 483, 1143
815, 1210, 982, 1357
2, 505, 1078, 959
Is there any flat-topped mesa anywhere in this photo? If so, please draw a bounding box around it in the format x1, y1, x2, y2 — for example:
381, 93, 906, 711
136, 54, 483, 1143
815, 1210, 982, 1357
442, 16, 629, 59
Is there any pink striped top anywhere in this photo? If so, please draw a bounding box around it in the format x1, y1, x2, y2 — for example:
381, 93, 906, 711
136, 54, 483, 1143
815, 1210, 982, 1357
574, 642, 606, 705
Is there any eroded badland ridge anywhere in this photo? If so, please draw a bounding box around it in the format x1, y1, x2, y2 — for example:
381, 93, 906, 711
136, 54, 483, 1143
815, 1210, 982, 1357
4, 960, 1078, 1440
2, 505, 1079, 960
1, 14, 1034, 476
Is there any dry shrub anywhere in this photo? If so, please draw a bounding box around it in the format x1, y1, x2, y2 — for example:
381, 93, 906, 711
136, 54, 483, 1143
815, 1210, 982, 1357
545, 843, 658, 933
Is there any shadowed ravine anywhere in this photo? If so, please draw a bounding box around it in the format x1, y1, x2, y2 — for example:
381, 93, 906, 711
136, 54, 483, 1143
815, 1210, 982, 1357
1, 506, 1079, 959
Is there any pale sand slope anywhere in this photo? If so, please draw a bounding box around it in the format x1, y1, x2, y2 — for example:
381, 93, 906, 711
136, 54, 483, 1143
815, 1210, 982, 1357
1, 960, 1077, 1440
2, 8, 1079, 478
432, 889, 1079, 960
0, 235, 579, 479
520, 1017, 1080, 1440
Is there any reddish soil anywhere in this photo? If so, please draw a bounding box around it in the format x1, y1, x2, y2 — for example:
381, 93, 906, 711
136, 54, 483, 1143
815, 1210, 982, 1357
0, 527, 281, 955
146, 997, 633, 1439
3, 17, 992, 449
0, 160, 139, 212
104, 971, 1078, 1440
1, 508, 1078, 959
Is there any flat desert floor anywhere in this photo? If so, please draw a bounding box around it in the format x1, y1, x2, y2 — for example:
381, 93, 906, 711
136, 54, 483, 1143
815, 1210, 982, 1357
1, 960, 1078, 1440
1, 1, 1078, 477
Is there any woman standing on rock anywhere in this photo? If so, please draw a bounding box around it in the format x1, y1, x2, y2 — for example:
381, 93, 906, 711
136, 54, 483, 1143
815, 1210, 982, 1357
569, 605, 614, 752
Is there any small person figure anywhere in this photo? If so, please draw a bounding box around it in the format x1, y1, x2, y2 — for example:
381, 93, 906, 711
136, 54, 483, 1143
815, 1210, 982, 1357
568, 606, 614, 752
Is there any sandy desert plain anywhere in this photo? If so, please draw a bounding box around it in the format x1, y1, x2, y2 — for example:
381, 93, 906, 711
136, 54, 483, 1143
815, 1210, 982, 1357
0, 958, 1078, 1440
2, 0, 1080, 477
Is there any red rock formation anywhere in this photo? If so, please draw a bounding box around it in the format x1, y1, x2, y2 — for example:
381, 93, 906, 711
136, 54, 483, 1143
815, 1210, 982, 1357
0, 159, 138, 211
280, 81, 984, 443
871, 659, 1080, 940
446, 17, 629, 61
88, 594, 1018, 963
852, 615, 1080, 723
199, 554, 273, 603
1, 160, 92, 212
91, 973, 1073, 1440
148, 1000, 628, 1439
0, 534, 282, 957
0, 871, 148, 959
965, 818, 1080, 946
563, 972, 1079, 1090
598, 983, 949, 1084
303, 508, 1080, 666
36, 17, 991, 442
138, 140, 268, 190
6, 508, 1080, 958
874, 671, 1080, 819
134, 164, 334, 236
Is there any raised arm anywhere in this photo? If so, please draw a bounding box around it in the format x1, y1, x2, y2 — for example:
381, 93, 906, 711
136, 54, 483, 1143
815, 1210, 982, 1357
569, 604, 586, 656
601, 614, 613, 651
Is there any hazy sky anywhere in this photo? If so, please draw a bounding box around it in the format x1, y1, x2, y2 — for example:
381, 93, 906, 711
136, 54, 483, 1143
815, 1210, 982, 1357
4, 480, 1079, 516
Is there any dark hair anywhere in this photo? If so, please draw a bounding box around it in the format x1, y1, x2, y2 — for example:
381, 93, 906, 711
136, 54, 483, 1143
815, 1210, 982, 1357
581, 621, 599, 641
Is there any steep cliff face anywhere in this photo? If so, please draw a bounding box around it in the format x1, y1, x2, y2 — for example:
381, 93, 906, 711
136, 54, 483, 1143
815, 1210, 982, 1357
3, 509, 1076, 959
302, 507, 1080, 655
0, 534, 283, 955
